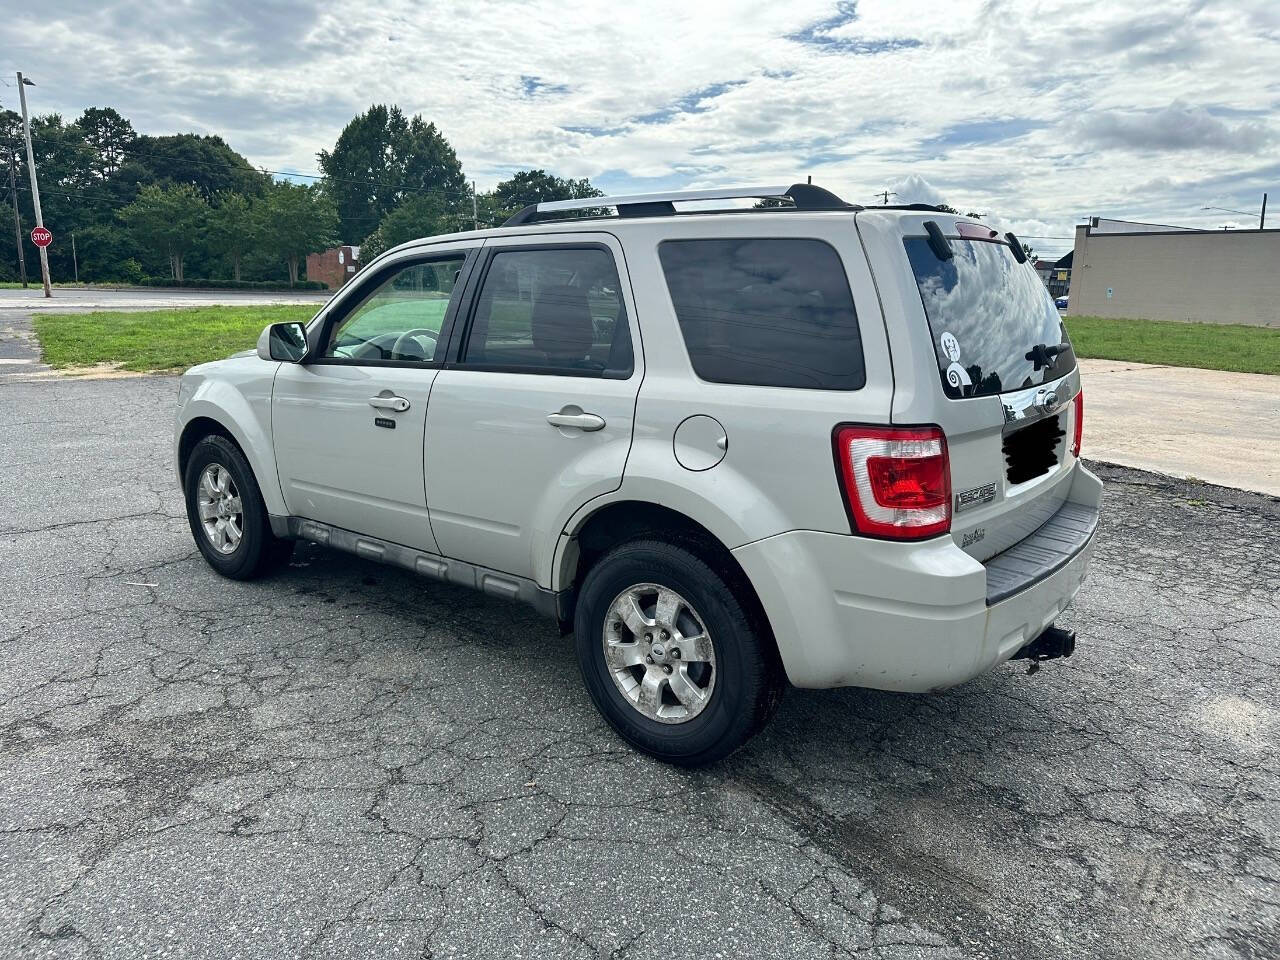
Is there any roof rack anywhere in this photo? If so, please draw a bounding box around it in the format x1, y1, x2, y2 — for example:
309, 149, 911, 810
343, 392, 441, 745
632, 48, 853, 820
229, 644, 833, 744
878, 202, 946, 212
502, 182, 858, 226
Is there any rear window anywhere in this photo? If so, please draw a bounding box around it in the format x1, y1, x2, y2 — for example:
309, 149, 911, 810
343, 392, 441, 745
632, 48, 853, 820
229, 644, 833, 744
658, 238, 865, 390
904, 236, 1075, 399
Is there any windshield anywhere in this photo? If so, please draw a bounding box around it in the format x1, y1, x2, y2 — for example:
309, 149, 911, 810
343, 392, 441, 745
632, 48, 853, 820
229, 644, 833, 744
903, 236, 1075, 399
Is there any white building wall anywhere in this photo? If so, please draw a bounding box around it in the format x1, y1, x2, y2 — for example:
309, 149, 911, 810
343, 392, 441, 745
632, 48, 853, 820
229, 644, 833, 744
1068, 225, 1280, 327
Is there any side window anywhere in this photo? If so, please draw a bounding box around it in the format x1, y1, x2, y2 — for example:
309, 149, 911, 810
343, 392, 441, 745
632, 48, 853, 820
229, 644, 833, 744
323, 255, 467, 362
658, 238, 865, 390
461, 247, 633, 376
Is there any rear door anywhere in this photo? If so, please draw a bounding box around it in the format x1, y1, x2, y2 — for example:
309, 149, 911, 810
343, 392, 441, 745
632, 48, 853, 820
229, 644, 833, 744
424, 233, 641, 582
857, 211, 1083, 561
272, 245, 477, 551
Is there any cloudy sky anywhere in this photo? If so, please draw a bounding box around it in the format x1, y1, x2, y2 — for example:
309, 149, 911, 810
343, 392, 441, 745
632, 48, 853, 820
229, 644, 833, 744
3, 0, 1278, 256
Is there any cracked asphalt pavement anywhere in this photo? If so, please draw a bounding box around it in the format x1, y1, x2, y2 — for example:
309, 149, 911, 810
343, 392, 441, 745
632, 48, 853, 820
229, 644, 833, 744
1, 375, 1277, 959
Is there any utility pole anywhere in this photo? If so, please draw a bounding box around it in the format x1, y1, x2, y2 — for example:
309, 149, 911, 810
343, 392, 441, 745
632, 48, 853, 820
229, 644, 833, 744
472, 180, 478, 231
72, 232, 78, 282
6, 157, 26, 288
875, 190, 898, 205
1262, 193, 1268, 230
17, 72, 51, 298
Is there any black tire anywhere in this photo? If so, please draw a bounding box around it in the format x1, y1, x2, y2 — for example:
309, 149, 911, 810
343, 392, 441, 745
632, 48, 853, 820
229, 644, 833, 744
574, 539, 784, 766
183, 434, 293, 580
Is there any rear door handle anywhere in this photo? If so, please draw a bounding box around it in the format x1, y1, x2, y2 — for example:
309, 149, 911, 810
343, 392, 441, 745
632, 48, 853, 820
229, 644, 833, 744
369, 395, 410, 412
547, 408, 606, 432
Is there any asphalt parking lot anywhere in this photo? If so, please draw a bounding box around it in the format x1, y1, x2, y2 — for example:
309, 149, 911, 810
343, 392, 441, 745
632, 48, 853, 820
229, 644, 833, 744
2, 375, 1277, 960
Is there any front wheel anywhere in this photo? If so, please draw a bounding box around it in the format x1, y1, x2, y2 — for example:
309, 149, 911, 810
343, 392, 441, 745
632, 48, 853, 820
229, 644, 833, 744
574, 540, 784, 766
183, 434, 292, 580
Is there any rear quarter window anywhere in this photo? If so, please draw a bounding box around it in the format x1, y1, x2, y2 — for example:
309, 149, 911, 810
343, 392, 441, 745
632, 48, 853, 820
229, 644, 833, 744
658, 238, 865, 390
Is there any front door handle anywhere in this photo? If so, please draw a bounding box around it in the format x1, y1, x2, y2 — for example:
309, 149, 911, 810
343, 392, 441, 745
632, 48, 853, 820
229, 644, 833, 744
369, 395, 410, 412
547, 408, 606, 432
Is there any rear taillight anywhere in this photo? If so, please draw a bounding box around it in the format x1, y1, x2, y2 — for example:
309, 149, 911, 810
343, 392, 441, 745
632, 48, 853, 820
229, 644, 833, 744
1071, 390, 1084, 459
833, 425, 951, 540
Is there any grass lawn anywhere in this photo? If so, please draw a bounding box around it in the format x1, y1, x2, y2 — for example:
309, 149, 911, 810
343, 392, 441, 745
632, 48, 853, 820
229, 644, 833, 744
34, 305, 317, 371
1065, 315, 1280, 376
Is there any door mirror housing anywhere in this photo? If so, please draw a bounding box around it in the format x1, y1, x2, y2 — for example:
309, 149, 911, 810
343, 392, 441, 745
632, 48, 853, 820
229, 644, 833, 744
257, 322, 309, 362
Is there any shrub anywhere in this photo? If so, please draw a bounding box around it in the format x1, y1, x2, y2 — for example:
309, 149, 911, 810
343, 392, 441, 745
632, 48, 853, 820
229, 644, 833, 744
138, 277, 328, 291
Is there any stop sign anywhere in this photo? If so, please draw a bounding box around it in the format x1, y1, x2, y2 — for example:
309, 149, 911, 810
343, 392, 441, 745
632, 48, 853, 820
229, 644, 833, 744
30, 226, 52, 248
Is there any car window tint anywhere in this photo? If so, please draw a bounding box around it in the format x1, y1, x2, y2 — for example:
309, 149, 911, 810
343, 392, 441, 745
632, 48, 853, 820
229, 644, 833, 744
324, 256, 466, 362
461, 247, 632, 376
658, 238, 865, 390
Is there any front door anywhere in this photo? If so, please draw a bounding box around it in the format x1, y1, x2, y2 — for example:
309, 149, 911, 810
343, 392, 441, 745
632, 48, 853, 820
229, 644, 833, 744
425, 236, 641, 582
272, 246, 476, 552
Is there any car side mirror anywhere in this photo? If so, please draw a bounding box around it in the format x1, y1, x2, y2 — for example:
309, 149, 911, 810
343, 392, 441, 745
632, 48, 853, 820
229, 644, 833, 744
257, 322, 309, 362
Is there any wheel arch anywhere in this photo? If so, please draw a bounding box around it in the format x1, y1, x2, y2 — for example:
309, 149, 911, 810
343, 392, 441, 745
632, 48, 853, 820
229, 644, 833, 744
177, 416, 238, 479
176, 390, 287, 517
556, 499, 781, 665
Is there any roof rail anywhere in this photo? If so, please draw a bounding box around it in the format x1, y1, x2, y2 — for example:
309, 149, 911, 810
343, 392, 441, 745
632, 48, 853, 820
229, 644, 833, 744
502, 182, 858, 226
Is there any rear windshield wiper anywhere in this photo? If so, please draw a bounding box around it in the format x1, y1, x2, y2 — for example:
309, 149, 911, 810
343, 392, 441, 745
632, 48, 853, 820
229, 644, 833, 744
1025, 341, 1069, 371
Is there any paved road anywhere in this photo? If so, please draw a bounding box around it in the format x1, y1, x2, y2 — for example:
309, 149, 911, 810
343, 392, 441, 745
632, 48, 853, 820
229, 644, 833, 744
1, 376, 1277, 960
1080, 359, 1280, 497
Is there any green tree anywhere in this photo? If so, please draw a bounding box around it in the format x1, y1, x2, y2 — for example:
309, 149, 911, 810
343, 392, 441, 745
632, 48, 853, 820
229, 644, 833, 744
76, 107, 135, 181
492, 169, 601, 210
23, 115, 101, 281
483, 170, 602, 224
119, 183, 208, 281
0, 109, 22, 167
206, 192, 257, 281
359, 192, 457, 262
317, 105, 467, 242
127, 133, 268, 199
260, 181, 337, 285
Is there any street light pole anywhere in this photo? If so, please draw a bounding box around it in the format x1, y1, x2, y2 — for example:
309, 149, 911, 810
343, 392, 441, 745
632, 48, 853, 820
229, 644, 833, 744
16, 72, 51, 298
1200, 203, 1265, 227
6, 157, 27, 288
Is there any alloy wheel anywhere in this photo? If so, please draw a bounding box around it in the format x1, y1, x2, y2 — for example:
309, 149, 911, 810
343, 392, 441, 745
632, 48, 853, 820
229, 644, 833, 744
602, 583, 717, 724
196, 463, 244, 555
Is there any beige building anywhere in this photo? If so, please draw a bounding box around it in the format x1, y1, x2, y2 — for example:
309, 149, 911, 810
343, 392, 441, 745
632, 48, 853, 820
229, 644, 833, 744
1068, 219, 1280, 327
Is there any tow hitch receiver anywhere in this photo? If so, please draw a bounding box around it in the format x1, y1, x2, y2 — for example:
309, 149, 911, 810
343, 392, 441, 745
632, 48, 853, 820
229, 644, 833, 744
1012, 625, 1076, 674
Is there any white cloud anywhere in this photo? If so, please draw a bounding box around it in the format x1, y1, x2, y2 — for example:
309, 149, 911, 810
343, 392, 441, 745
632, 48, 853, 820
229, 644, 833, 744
2, 0, 1278, 255
888, 175, 947, 207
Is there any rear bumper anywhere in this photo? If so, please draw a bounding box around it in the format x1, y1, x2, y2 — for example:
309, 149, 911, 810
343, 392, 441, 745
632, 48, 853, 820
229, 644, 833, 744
733, 463, 1103, 691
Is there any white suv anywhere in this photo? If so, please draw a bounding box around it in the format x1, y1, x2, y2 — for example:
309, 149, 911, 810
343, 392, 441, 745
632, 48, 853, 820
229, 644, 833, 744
175, 184, 1101, 765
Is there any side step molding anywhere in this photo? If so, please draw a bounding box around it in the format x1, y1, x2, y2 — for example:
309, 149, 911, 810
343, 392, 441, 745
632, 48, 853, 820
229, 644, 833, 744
274, 516, 569, 621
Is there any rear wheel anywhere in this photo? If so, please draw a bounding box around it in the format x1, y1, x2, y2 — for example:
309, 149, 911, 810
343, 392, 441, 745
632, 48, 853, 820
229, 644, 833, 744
184, 434, 292, 580
574, 540, 783, 766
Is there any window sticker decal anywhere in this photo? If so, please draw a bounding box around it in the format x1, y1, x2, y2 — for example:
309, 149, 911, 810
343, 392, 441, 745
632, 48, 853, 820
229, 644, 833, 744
940, 331, 972, 388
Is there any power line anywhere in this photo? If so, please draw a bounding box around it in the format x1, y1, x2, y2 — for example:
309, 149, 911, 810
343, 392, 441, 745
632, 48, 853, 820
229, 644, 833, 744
5, 181, 523, 227
26, 132, 477, 201
8, 182, 132, 206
